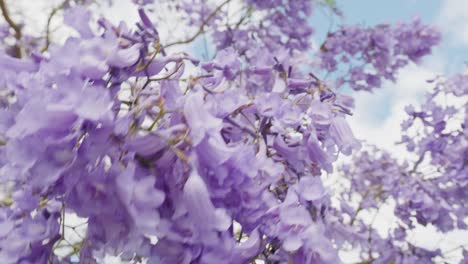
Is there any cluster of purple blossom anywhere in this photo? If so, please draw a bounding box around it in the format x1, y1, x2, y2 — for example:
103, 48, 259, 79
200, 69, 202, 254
319, 19, 441, 91
0, 0, 464, 263
333, 73, 468, 262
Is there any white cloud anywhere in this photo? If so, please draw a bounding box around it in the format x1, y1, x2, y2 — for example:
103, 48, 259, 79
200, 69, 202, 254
347, 55, 444, 159
437, 0, 468, 46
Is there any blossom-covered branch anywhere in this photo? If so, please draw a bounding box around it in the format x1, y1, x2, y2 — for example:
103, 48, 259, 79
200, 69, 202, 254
0, 0, 461, 263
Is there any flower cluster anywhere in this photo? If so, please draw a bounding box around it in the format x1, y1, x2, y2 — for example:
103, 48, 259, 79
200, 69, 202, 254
0, 4, 361, 263
319, 19, 441, 91
399, 73, 468, 230
0, 0, 455, 263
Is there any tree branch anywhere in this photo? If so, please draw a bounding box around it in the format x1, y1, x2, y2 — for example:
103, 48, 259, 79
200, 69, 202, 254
164, 0, 231, 48
0, 0, 22, 57
349, 188, 371, 226
42, 0, 69, 52
149, 61, 184, 81
409, 153, 425, 175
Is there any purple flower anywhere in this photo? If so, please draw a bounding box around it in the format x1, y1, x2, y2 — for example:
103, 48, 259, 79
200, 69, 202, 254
184, 91, 223, 145
330, 116, 361, 155
183, 169, 231, 232
64, 6, 94, 38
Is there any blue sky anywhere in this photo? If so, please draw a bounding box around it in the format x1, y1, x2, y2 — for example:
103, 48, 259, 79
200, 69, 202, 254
338, 0, 440, 24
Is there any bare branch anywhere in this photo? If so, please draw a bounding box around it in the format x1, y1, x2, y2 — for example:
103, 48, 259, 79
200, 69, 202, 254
409, 153, 425, 175
149, 62, 184, 82
42, 0, 69, 52
164, 0, 231, 49
233, 7, 252, 29
0, 0, 22, 57
349, 188, 370, 226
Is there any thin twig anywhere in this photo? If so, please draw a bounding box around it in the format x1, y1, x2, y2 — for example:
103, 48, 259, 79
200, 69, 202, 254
349, 188, 372, 225
0, 0, 22, 57
149, 62, 184, 81
147, 103, 165, 131
409, 153, 425, 174
233, 7, 253, 29
164, 0, 231, 48
442, 243, 468, 255
42, 0, 69, 52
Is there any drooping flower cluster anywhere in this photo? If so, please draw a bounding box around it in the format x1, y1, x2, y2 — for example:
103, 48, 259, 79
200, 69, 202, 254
319, 19, 441, 91
0, 0, 455, 263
